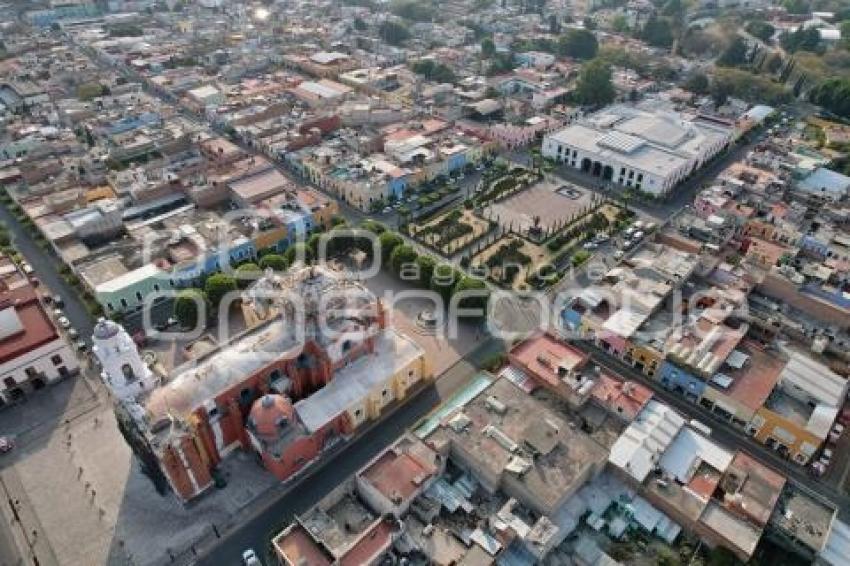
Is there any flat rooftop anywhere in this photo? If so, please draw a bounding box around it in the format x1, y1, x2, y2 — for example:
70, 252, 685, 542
508, 332, 589, 390
0, 286, 60, 364
358, 435, 439, 505
426, 377, 608, 514
711, 340, 784, 412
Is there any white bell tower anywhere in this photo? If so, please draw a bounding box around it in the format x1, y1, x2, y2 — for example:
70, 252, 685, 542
91, 318, 157, 401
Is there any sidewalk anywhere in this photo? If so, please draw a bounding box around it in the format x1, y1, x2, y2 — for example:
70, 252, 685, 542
0, 467, 59, 566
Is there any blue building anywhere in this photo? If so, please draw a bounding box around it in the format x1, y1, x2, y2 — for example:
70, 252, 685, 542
658, 360, 706, 401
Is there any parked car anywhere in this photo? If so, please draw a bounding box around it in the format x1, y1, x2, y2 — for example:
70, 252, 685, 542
242, 549, 262, 566
57, 316, 71, 329
583, 242, 598, 250
812, 461, 826, 477
68, 328, 79, 340
633, 231, 645, 240
614, 250, 625, 260
594, 235, 610, 244
382, 206, 392, 214
0, 436, 13, 454
75, 341, 88, 353
20, 262, 34, 276
829, 423, 844, 444
53, 295, 64, 307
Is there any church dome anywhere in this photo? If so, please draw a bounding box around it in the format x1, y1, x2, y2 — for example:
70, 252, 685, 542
247, 394, 294, 438
92, 318, 121, 341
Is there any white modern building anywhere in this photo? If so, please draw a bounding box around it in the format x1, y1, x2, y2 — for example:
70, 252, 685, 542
543, 103, 733, 196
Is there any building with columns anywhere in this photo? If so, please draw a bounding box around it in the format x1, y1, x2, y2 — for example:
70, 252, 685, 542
92, 265, 430, 502
542, 102, 733, 197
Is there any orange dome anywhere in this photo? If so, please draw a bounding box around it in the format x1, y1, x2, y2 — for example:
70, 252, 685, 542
248, 394, 294, 438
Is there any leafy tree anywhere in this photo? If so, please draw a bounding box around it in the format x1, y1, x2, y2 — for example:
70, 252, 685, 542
411, 59, 457, 83
809, 77, 850, 119
574, 58, 616, 106
558, 28, 598, 60
781, 26, 823, 53
430, 263, 460, 304
745, 20, 775, 42
641, 15, 674, 48
713, 67, 793, 106
706, 546, 741, 566
378, 231, 403, 263
390, 0, 436, 21
378, 20, 410, 46
716, 37, 749, 67
481, 37, 496, 58
205, 273, 238, 310
415, 255, 436, 288
389, 244, 418, 275
283, 242, 313, 266
360, 219, 387, 234
173, 289, 206, 328
682, 72, 710, 95
453, 277, 489, 317
259, 254, 288, 271
235, 262, 261, 288
763, 52, 784, 74
76, 82, 106, 100
612, 14, 629, 33
782, 0, 810, 15
486, 52, 515, 75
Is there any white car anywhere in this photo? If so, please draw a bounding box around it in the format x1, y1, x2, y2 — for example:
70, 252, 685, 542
583, 242, 598, 250
614, 250, 625, 260
829, 423, 844, 444
634, 231, 645, 240
242, 549, 262, 566
57, 316, 71, 329
382, 207, 392, 214
594, 235, 610, 244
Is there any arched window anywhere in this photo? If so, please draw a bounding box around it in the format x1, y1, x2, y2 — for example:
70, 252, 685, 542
121, 363, 136, 382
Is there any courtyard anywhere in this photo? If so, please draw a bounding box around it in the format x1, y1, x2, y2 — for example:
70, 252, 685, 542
483, 178, 597, 238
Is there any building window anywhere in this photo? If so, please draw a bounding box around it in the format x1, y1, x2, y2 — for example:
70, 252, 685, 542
381, 389, 388, 397
107, 303, 114, 312
354, 409, 362, 418
51, 355, 63, 366
120, 298, 128, 308
136, 291, 143, 302
153, 284, 160, 292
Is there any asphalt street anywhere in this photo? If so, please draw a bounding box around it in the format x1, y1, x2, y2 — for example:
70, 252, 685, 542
0, 203, 95, 346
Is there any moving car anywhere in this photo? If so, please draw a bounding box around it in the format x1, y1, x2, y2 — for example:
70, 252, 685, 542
242, 549, 262, 566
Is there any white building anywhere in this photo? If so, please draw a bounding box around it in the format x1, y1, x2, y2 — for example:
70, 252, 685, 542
0, 289, 79, 406
543, 103, 733, 196
91, 318, 157, 401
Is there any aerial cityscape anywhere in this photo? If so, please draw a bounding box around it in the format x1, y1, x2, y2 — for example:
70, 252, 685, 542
1, 0, 850, 565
